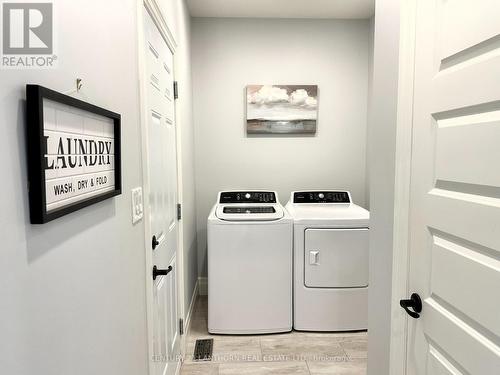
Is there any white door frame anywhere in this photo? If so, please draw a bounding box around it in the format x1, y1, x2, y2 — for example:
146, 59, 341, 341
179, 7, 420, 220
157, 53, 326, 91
388, 1, 418, 374
136, 0, 186, 373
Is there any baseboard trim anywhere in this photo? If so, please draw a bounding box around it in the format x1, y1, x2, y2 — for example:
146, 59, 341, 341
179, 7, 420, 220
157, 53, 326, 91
198, 277, 207, 296
184, 280, 199, 334
180, 278, 199, 363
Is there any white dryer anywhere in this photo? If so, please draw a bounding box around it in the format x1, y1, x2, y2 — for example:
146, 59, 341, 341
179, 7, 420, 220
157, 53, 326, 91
208, 191, 292, 334
285, 191, 369, 331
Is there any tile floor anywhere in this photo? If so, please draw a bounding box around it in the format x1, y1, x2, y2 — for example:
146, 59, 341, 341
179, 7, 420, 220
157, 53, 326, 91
181, 296, 367, 375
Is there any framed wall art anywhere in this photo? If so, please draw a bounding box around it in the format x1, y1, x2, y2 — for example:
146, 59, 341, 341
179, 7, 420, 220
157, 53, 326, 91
26, 85, 121, 224
246, 85, 318, 134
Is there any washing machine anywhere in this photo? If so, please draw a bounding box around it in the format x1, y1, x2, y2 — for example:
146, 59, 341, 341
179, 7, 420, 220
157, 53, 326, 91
208, 191, 292, 334
285, 190, 369, 331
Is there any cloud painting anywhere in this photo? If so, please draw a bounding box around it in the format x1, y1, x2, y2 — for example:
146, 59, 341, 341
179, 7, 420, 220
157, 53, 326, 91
246, 85, 318, 134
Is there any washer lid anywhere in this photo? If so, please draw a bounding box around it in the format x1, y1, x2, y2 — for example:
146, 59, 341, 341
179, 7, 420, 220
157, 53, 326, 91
215, 204, 284, 221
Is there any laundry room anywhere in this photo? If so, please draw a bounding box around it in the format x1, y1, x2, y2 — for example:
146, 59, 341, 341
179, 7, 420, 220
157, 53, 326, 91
5, 1, 494, 375
187, 8, 375, 375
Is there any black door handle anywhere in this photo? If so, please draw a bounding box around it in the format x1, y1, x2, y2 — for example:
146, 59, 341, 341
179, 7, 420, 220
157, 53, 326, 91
152, 235, 159, 250
400, 293, 422, 319
152, 265, 172, 280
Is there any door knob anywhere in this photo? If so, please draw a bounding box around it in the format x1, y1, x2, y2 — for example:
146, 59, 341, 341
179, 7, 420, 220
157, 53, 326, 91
152, 265, 173, 280
400, 293, 422, 319
152, 235, 159, 250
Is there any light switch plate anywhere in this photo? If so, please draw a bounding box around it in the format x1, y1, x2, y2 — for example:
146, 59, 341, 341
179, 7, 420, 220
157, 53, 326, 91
131, 187, 144, 224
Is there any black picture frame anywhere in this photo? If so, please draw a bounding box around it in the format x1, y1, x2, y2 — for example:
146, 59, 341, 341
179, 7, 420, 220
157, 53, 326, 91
26, 84, 122, 224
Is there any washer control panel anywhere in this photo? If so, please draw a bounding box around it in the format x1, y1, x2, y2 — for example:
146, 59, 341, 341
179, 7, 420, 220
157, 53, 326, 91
219, 191, 277, 204
223, 206, 276, 214
293, 191, 350, 204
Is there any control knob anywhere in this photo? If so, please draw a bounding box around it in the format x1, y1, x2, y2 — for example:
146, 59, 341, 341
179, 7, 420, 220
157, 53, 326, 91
318, 193, 325, 199
245, 193, 251, 199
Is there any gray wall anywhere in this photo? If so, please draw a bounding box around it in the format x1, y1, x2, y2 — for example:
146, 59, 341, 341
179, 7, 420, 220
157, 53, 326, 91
191, 18, 372, 276
0, 0, 197, 374
367, 0, 401, 374
173, 0, 199, 314
365, 17, 375, 208
0, 1, 147, 373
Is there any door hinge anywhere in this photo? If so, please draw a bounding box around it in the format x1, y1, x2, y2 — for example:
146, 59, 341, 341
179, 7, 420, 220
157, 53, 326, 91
173, 81, 178, 100
179, 318, 184, 335
177, 203, 182, 220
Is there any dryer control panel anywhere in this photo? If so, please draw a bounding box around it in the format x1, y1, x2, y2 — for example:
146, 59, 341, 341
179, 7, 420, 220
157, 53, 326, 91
293, 191, 350, 204
219, 191, 277, 204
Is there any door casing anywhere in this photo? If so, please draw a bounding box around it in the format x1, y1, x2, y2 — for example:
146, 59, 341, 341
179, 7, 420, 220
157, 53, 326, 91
388, 1, 419, 374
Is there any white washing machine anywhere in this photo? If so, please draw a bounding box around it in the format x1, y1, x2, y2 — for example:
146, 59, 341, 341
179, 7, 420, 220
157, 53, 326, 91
208, 191, 292, 334
285, 191, 369, 331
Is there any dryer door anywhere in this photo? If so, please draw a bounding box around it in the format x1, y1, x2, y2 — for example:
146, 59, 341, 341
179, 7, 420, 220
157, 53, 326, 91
304, 228, 368, 288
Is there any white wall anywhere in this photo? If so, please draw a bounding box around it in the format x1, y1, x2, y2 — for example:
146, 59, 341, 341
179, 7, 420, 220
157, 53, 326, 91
0, 0, 197, 374
367, 0, 401, 374
191, 18, 371, 275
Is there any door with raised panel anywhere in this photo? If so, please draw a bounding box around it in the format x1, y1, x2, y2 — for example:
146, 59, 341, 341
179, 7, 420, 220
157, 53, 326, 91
143, 7, 180, 375
406, 0, 500, 374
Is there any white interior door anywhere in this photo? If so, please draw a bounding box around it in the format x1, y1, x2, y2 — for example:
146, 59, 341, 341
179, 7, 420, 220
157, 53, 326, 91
406, 1, 500, 374
143, 7, 180, 375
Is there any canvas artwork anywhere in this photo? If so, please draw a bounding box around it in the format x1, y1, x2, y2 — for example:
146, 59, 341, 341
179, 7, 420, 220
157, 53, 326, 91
246, 85, 318, 134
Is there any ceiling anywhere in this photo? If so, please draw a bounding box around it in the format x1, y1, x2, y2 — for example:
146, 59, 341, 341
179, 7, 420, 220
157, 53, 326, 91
187, 0, 375, 19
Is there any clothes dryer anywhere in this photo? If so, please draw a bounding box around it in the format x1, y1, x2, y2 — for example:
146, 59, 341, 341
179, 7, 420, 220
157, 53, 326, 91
285, 191, 369, 331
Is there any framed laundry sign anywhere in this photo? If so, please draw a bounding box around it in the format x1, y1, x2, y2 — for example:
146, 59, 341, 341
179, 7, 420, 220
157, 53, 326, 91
26, 85, 122, 224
